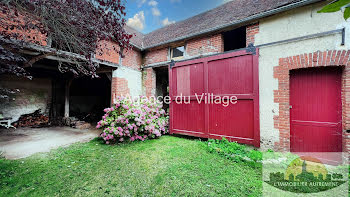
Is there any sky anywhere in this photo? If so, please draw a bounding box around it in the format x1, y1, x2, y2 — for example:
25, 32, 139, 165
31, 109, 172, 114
125, 0, 232, 34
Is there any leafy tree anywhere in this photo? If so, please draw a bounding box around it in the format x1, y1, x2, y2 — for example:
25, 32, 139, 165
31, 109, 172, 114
0, 0, 132, 78
318, 0, 350, 20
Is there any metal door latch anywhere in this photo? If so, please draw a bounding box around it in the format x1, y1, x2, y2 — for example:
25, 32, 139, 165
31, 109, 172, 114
169, 60, 175, 69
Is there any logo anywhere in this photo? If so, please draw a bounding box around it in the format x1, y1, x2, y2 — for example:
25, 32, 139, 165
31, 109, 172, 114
263, 152, 348, 196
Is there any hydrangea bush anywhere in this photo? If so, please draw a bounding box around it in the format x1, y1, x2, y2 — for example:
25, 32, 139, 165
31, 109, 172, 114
96, 96, 169, 144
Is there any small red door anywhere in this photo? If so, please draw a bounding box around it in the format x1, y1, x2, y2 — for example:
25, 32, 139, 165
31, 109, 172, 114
290, 67, 342, 152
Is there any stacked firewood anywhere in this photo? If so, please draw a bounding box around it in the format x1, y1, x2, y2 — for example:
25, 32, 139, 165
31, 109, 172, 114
63, 117, 92, 130
73, 121, 92, 130
13, 110, 49, 128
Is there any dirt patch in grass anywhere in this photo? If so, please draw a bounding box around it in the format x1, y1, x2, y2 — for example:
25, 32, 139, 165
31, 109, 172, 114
0, 127, 100, 159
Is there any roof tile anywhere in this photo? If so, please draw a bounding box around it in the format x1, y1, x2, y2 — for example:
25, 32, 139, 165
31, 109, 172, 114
127, 0, 308, 49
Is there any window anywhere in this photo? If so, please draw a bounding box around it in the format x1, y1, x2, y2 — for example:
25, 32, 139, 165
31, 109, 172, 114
223, 26, 246, 52
171, 46, 185, 59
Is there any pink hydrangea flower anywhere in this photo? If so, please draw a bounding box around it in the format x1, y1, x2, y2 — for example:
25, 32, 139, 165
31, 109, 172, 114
127, 124, 133, 130
97, 95, 168, 144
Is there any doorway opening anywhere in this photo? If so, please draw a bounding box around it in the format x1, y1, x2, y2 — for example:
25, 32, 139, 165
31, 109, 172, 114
69, 74, 111, 123
223, 26, 246, 52
155, 67, 169, 111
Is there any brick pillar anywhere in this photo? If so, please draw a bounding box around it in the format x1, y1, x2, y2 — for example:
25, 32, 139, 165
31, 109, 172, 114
143, 68, 156, 97
111, 77, 130, 103
342, 64, 350, 152
246, 23, 259, 46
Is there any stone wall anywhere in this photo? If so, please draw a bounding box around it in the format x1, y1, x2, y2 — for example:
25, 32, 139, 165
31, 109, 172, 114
0, 75, 52, 123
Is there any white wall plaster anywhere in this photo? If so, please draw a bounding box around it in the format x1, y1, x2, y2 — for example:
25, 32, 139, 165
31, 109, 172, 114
112, 66, 142, 97
255, 1, 349, 150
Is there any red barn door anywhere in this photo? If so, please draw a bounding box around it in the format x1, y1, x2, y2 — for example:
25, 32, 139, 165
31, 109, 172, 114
169, 50, 260, 147
290, 67, 342, 152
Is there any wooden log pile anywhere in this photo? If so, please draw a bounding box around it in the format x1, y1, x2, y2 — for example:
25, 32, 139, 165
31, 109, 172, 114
73, 121, 92, 130
13, 109, 49, 128
62, 117, 92, 130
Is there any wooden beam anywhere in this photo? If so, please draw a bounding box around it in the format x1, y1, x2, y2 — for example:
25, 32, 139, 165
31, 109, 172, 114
105, 73, 112, 82
24, 52, 56, 67
96, 67, 114, 73
4, 37, 120, 68
64, 79, 73, 118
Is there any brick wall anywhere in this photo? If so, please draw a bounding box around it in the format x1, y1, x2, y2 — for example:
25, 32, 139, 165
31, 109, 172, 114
143, 68, 156, 97
111, 77, 130, 102
246, 23, 259, 46
342, 63, 350, 152
186, 34, 224, 56
0, 75, 52, 123
0, 10, 127, 64
144, 48, 168, 65
142, 24, 259, 67
122, 48, 142, 70
95, 40, 120, 64
273, 50, 350, 152
0, 11, 47, 46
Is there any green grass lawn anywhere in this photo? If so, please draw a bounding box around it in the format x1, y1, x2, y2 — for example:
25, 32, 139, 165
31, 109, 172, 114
0, 136, 262, 196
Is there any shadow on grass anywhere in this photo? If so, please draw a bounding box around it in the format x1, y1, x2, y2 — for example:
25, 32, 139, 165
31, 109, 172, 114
170, 134, 208, 141
92, 133, 207, 147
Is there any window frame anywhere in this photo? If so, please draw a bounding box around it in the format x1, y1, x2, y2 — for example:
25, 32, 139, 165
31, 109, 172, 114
170, 45, 186, 60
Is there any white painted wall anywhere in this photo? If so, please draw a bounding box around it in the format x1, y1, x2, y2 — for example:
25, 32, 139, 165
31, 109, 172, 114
255, 1, 349, 150
112, 66, 142, 98
0, 75, 52, 123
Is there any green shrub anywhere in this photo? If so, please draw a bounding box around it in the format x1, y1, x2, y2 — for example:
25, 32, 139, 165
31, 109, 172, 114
206, 138, 262, 163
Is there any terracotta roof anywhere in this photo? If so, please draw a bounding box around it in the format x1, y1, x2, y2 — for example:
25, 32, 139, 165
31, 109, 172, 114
127, 0, 318, 50
124, 25, 144, 49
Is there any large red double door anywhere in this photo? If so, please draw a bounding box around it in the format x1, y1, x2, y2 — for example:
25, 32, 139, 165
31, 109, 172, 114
169, 50, 260, 147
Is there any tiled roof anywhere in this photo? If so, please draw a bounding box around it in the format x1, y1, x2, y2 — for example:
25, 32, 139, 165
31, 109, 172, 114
124, 25, 144, 49
127, 0, 318, 50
